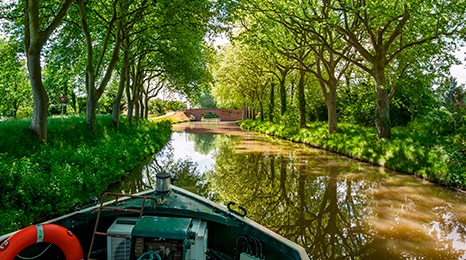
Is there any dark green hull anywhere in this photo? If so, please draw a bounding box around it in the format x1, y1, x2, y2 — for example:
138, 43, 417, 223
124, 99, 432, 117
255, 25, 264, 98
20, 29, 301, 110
0, 186, 309, 260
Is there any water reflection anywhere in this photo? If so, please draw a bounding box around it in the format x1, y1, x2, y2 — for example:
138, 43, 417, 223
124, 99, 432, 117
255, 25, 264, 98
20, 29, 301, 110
112, 122, 466, 259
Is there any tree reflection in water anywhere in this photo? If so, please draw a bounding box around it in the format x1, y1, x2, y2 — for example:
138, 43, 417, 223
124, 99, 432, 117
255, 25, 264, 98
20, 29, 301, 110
108, 138, 213, 199
112, 123, 466, 259
204, 130, 466, 259
208, 141, 378, 259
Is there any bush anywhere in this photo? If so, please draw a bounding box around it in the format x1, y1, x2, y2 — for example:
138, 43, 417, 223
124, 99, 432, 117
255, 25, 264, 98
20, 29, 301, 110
239, 118, 466, 189
0, 115, 172, 234
202, 112, 219, 119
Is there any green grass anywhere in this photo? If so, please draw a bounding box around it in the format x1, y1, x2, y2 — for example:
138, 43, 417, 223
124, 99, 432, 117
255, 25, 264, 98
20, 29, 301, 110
0, 115, 172, 234
150, 111, 191, 123
239, 119, 466, 189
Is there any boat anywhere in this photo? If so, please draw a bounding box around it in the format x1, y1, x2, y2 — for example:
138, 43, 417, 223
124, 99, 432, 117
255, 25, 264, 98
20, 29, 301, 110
0, 173, 310, 260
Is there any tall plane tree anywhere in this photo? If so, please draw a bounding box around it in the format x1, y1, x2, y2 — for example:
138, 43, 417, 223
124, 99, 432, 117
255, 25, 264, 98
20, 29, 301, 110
24, 0, 73, 141
325, 0, 466, 138
239, 2, 350, 132
123, 0, 213, 122
77, 0, 127, 132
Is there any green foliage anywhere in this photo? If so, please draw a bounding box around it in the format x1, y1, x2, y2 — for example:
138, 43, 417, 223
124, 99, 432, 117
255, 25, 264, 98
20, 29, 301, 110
197, 91, 217, 108
305, 81, 327, 122
165, 100, 188, 112
0, 116, 172, 234
239, 117, 466, 189
0, 38, 31, 119
149, 99, 166, 116
202, 112, 219, 119
149, 99, 187, 116
279, 109, 300, 129
166, 158, 211, 198
337, 77, 438, 127
338, 82, 376, 126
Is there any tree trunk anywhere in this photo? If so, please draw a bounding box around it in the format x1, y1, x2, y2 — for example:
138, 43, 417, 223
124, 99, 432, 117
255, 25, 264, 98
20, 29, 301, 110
326, 86, 338, 134
126, 82, 134, 123
86, 90, 98, 133
139, 97, 144, 119
112, 39, 130, 128
259, 99, 264, 121
79, 0, 124, 131
298, 69, 306, 128
279, 76, 287, 116
27, 49, 49, 141
374, 69, 391, 139
144, 96, 149, 119
269, 83, 275, 122
249, 107, 255, 120
71, 92, 77, 114
135, 101, 140, 122
24, 0, 73, 141
243, 103, 248, 120
112, 77, 125, 128
319, 77, 338, 134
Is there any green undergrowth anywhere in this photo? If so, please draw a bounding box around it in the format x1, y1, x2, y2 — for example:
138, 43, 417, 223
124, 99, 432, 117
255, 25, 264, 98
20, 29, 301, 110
239, 119, 466, 190
0, 115, 172, 234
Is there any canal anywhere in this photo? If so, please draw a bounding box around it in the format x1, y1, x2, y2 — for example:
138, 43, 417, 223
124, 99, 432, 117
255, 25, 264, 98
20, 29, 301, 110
112, 122, 466, 259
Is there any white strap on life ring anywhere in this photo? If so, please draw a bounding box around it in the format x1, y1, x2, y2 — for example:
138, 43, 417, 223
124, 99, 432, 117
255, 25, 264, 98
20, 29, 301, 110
36, 225, 44, 243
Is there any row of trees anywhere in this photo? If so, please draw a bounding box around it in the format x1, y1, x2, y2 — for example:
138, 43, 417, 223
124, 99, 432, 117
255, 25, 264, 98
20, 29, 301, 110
0, 0, 235, 141
212, 0, 466, 139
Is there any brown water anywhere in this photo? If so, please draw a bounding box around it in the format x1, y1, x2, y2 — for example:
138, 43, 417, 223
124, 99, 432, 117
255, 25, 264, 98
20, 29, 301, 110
112, 122, 466, 259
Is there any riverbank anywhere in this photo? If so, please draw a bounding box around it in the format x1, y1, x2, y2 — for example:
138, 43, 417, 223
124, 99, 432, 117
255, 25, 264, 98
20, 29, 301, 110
0, 115, 172, 234
150, 111, 192, 123
239, 119, 466, 190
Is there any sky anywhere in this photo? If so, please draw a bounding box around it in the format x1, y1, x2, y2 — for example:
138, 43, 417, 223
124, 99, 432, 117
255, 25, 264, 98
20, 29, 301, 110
450, 46, 466, 86
170, 132, 215, 172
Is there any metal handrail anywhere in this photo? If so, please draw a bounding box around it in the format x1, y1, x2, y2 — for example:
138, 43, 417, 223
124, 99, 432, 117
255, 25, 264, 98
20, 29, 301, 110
86, 192, 157, 260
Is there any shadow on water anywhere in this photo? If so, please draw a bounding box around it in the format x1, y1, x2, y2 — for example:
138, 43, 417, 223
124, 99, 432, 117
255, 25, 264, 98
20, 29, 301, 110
111, 122, 466, 259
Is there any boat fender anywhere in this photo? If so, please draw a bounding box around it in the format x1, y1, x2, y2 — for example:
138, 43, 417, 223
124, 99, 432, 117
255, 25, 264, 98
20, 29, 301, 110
0, 223, 84, 260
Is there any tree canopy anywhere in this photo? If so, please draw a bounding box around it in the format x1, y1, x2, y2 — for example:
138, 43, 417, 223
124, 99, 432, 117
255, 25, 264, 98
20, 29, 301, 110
210, 0, 466, 138
0, 0, 465, 141
0, 0, 232, 139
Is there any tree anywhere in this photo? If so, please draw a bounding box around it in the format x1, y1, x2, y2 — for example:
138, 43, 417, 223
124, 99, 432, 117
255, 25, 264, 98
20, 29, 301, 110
22, 0, 74, 140
42, 24, 86, 116
237, 1, 353, 132
118, 0, 214, 123
323, 0, 466, 138
198, 89, 217, 109
76, 0, 127, 132
0, 38, 31, 118
212, 43, 271, 119
211, 46, 247, 109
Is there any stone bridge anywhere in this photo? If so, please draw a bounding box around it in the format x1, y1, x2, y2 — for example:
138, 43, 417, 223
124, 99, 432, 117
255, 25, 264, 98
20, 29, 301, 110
184, 109, 243, 121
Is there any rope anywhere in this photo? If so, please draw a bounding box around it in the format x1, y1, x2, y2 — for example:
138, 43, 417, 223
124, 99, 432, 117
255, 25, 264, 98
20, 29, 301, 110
16, 243, 53, 260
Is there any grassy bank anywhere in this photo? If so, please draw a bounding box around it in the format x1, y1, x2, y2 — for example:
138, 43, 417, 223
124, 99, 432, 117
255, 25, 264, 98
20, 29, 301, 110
0, 115, 172, 234
150, 111, 191, 123
239, 119, 466, 189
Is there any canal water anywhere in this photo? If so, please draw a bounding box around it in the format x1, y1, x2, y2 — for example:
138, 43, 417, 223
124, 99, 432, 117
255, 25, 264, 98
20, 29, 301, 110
112, 122, 466, 259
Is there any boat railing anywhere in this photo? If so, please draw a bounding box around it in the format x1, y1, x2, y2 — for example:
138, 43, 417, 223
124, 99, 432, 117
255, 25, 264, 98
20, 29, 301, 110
86, 192, 158, 260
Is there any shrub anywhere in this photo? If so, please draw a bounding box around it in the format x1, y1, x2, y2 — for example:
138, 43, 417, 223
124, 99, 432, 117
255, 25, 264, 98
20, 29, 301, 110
0, 115, 172, 234
238, 118, 465, 189
202, 112, 219, 119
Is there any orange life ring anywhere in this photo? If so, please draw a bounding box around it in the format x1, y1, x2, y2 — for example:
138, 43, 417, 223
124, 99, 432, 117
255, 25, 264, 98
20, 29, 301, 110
0, 223, 84, 260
